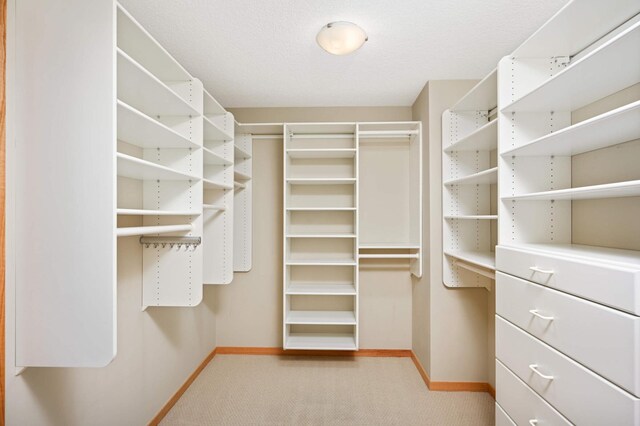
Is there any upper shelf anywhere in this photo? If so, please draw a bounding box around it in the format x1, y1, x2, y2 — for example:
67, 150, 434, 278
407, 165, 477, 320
117, 153, 199, 181
502, 100, 640, 157
203, 89, 226, 116
236, 122, 284, 135
117, 49, 199, 117
450, 69, 497, 112
235, 145, 252, 159
503, 180, 640, 201
204, 116, 233, 141
117, 101, 198, 149
116, 4, 192, 83
203, 147, 232, 166
503, 20, 640, 113
287, 149, 356, 159
443, 167, 497, 186
512, 0, 640, 57
444, 119, 497, 152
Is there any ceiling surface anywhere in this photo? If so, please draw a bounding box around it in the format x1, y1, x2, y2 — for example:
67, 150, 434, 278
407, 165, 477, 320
120, 0, 567, 107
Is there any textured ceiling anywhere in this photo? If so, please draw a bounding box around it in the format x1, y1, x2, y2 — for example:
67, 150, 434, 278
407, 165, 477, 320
119, 0, 567, 107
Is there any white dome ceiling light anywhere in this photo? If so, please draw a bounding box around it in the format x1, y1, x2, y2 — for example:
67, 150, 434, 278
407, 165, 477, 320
316, 21, 368, 55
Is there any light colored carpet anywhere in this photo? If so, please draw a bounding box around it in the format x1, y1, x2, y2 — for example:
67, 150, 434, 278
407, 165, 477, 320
161, 355, 494, 426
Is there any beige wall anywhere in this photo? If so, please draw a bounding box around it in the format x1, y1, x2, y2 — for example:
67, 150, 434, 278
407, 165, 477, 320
411, 80, 495, 385
218, 107, 414, 349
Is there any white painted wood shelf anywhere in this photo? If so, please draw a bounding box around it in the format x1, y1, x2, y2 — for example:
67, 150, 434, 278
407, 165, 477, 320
203, 178, 233, 190
502, 180, 640, 201
287, 149, 357, 158
444, 215, 498, 220
450, 69, 497, 111
117, 209, 200, 216
286, 178, 357, 185
203, 147, 232, 165
117, 153, 199, 181
286, 207, 357, 211
444, 119, 497, 152
444, 250, 496, 270
285, 259, 358, 266
116, 224, 193, 237
234, 145, 252, 159
285, 333, 357, 351
203, 204, 226, 212
204, 116, 233, 141
359, 243, 421, 249
286, 283, 357, 296
286, 311, 357, 325
444, 167, 497, 186
287, 234, 357, 239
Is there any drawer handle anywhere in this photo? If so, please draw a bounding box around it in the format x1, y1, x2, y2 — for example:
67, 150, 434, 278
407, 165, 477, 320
529, 309, 554, 321
529, 420, 538, 426
529, 364, 554, 380
529, 266, 554, 275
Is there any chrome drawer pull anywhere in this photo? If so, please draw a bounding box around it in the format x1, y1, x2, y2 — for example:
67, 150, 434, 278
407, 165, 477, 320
529, 420, 538, 426
529, 309, 554, 321
529, 364, 554, 380
529, 266, 554, 275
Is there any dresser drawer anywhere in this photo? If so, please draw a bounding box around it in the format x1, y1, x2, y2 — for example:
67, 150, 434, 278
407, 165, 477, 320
495, 402, 516, 426
497, 315, 640, 425
496, 360, 571, 426
496, 272, 640, 397
496, 245, 640, 315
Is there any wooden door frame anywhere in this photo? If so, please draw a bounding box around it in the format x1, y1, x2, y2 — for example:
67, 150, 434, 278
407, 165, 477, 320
1, 0, 7, 422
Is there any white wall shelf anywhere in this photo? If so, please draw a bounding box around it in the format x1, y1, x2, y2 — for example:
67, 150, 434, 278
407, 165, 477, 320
286, 207, 357, 211
444, 119, 497, 152
203, 147, 232, 165
117, 209, 200, 216
359, 243, 421, 249
203, 178, 233, 190
234, 170, 251, 181
443, 167, 498, 186
287, 234, 356, 238
116, 224, 193, 238
286, 311, 357, 325
286, 283, 357, 296
204, 116, 234, 141
444, 215, 498, 220
286, 259, 358, 266
287, 178, 356, 185
450, 69, 498, 112
232, 130, 252, 273
287, 149, 357, 158
285, 333, 357, 351
117, 153, 199, 181
444, 250, 496, 271
203, 204, 226, 211
502, 180, 640, 201
502, 100, 640, 157
359, 254, 420, 259
234, 145, 252, 159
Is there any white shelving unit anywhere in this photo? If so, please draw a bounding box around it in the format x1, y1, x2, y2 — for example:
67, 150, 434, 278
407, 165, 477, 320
202, 90, 235, 284
442, 69, 498, 289
495, 1, 640, 424
284, 123, 359, 351
233, 124, 254, 272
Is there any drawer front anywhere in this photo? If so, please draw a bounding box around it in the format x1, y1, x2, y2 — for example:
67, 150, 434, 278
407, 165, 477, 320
495, 402, 516, 426
496, 360, 571, 426
496, 272, 640, 397
497, 315, 640, 425
496, 245, 640, 315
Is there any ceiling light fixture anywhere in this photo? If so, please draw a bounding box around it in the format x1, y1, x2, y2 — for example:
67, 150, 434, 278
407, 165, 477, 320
316, 21, 368, 55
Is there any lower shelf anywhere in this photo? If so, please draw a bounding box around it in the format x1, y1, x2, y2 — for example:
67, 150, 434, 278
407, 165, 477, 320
286, 283, 356, 295
116, 224, 193, 237
444, 250, 495, 270
286, 310, 356, 325
285, 333, 356, 351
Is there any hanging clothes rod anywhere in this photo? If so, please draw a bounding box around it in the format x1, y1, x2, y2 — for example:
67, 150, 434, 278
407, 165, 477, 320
290, 133, 355, 139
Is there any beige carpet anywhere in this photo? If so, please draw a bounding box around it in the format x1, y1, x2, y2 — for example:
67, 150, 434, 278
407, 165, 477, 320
161, 355, 494, 426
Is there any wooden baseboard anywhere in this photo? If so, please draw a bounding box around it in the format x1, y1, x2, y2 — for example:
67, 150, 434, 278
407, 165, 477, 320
410, 351, 494, 397
216, 346, 412, 357
148, 348, 217, 426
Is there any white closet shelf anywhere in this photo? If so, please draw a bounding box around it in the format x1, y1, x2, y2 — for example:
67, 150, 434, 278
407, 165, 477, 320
286, 259, 357, 266
450, 69, 497, 112
116, 224, 193, 237
117, 153, 199, 181
117, 208, 200, 216
359, 254, 419, 259
234, 145, 252, 159
286, 207, 356, 211
204, 116, 233, 141
203, 178, 233, 190
286, 310, 356, 325
203, 203, 226, 211
444, 119, 497, 152
444, 215, 498, 220
203, 147, 232, 166
502, 21, 640, 112
502, 180, 640, 201
234, 181, 246, 189
358, 130, 418, 139
287, 149, 356, 159
286, 178, 356, 185
359, 243, 420, 249
117, 49, 198, 117
285, 333, 356, 351
234, 170, 251, 181
501, 100, 640, 157
286, 234, 356, 239
285, 283, 356, 296
203, 90, 226, 115
116, 4, 191, 83
117, 101, 197, 149
444, 250, 496, 270
443, 167, 497, 186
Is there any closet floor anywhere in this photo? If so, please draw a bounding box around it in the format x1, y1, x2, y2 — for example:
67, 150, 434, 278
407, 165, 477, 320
161, 354, 494, 425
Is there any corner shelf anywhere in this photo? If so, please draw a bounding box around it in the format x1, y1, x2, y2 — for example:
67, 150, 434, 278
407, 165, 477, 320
502, 180, 640, 201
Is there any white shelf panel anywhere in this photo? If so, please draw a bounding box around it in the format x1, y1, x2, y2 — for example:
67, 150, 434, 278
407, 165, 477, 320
359, 254, 419, 259
512, 0, 640, 57
286, 207, 356, 211
444, 167, 497, 186
234, 170, 251, 181
287, 149, 356, 159
203, 178, 233, 190
117, 49, 198, 117
117, 209, 200, 216
236, 122, 284, 135
502, 100, 640, 157
445, 119, 497, 152
117, 101, 197, 149
444, 250, 496, 270
359, 243, 420, 249
203, 147, 232, 166
116, 224, 193, 237
503, 21, 640, 112
286, 259, 357, 266
203, 203, 227, 212
204, 116, 233, 141
204, 89, 226, 115
286, 311, 356, 325
450, 69, 498, 111
234, 181, 246, 190
287, 234, 356, 239
444, 215, 498, 220
503, 180, 640, 201
235, 145, 252, 159
286, 178, 356, 185
286, 283, 356, 296
285, 333, 356, 351
501, 243, 640, 269
117, 153, 199, 181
